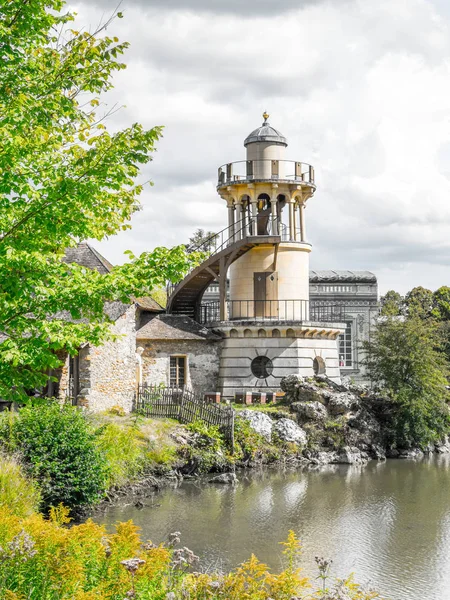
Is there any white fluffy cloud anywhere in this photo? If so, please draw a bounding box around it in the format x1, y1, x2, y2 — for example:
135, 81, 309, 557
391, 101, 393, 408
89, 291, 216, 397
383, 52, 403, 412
70, 0, 450, 294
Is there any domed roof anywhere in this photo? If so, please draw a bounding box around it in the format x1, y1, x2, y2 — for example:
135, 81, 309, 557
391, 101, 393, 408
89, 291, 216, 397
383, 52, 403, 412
244, 112, 288, 147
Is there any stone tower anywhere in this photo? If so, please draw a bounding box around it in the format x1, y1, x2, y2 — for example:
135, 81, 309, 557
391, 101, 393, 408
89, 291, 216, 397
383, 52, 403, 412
214, 113, 345, 398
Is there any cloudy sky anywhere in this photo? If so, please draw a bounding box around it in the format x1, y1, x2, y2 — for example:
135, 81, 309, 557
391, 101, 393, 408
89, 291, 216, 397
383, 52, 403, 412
71, 0, 450, 294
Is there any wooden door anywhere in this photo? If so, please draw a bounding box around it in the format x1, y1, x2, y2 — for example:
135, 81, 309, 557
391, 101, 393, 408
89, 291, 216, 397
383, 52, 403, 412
254, 272, 278, 318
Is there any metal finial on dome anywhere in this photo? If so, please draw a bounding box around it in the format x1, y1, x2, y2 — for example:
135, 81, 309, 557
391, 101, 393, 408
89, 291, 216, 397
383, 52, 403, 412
263, 111, 269, 123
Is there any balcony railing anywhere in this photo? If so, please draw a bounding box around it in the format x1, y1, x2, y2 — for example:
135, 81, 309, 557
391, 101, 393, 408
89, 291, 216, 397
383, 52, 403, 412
198, 300, 346, 324
217, 159, 315, 186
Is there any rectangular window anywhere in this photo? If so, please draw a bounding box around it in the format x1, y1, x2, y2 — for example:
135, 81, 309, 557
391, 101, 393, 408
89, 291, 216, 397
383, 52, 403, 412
339, 322, 353, 368
170, 356, 186, 387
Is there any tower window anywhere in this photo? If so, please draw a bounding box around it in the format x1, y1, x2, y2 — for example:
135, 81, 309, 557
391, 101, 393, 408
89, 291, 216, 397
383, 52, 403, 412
251, 356, 273, 379
170, 356, 186, 387
313, 356, 326, 375
339, 322, 353, 368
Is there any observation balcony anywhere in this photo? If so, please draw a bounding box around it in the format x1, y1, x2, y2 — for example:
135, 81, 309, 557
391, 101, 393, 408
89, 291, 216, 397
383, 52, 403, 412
198, 300, 346, 325
217, 159, 315, 188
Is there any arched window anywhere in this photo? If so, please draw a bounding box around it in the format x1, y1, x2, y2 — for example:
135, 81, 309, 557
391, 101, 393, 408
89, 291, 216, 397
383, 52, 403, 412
244, 329, 252, 338
286, 328, 295, 338
251, 356, 274, 379
272, 328, 281, 338
230, 329, 239, 338
313, 356, 326, 375
258, 328, 267, 338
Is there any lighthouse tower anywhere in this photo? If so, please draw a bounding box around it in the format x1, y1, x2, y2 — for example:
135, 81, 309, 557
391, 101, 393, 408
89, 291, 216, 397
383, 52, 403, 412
214, 113, 345, 398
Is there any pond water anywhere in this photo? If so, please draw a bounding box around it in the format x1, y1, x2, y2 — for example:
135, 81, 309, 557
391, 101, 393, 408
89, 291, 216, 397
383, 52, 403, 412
99, 456, 450, 600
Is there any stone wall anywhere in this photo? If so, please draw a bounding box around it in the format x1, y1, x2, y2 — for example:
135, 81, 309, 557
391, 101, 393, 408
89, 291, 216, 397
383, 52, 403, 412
78, 305, 137, 412
139, 339, 221, 397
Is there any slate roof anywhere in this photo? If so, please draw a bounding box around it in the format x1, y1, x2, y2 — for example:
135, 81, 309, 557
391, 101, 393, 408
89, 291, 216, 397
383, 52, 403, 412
63, 243, 113, 274
136, 314, 221, 341
134, 297, 165, 312
309, 270, 377, 284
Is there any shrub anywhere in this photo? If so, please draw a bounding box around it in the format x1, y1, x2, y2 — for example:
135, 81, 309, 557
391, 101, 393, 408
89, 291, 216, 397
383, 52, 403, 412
95, 422, 146, 488
11, 401, 108, 510
0, 454, 41, 517
177, 421, 230, 474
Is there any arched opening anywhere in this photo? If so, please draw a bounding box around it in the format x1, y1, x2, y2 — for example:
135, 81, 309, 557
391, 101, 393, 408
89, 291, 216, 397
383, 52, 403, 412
256, 194, 271, 235
286, 328, 295, 338
244, 329, 252, 338
272, 328, 281, 338
258, 328, 267, 338
251, 356, 274, 379
230, 329, 239, 338
313, 356, 326, 375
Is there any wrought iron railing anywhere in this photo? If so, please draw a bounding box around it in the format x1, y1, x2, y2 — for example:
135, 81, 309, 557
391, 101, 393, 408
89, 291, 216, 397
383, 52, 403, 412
217, 159, 315, 186
198, 300, 346, 324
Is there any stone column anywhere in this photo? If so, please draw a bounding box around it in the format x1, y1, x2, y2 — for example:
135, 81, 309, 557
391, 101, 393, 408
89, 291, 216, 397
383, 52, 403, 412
235, 201, 242, 241
293, 203, 298, 241
227, 201, 235, 243
250, 200, 258, 235
299, 202, 306, 242
271, 197, 278, 235
288, 200, 294, 240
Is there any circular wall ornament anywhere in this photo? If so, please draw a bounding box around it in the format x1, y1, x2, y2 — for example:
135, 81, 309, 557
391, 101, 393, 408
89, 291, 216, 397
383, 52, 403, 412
251, 356, 273, 379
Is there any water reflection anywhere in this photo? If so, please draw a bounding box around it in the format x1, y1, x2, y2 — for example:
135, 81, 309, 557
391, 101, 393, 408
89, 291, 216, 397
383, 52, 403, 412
100, 455, 450, 600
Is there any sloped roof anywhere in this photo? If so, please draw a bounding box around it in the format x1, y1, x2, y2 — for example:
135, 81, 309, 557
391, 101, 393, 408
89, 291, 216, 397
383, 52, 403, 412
309, 270, 377, 284
137, 314, 221, 341
134, 296, 165, 312
244, 120, 287, 147
63, 243, 113, 274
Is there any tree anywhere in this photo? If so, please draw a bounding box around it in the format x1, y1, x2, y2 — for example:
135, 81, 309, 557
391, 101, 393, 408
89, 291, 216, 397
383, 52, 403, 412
432, 286, 450, 321
363, 317, 450, 447
0, 1, 200, 400
404, 286, 434, 320
380, 290, 404, 317
186, 228, 218, 254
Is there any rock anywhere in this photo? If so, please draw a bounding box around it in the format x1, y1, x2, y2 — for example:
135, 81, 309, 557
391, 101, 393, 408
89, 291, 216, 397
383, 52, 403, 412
327, 392, 359, 416
273, 418, 307, 445
386, 449, 400, 458
209, 473, 238, 484
334, 446, 369, 465
238, 410, 273, 441
347, 408, 381, 446
280, 374, 304, 397
303, 449, 338, 464
435, 436, 450, 453
398, 448, 424, 459
422, 443, 435, 454
370, 444, 386, 460
291, 401, 328, 423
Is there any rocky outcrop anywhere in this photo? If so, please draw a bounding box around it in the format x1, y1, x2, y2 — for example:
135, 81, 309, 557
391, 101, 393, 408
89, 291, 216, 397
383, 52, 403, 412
291, 401, 328, 423
328, 392, 360, 416
273, 418, 307, 445
237, 410, 273, 442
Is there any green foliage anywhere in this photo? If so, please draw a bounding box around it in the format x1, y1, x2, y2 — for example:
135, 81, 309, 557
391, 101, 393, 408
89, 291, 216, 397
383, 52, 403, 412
380, 290, 404, 317
6, 402, 108, 510
178, 421, 230, 473
0, 1, 201, 401
0, 454, 41, 517
95, 422, 146, 488
233, 417, 281, 463
363, 317, 450, 447
405, 286, 434, 320
432, 286, 450, 321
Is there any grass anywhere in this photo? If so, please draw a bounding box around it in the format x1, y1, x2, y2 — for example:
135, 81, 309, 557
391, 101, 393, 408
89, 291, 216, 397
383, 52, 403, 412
0, 454, 41, 517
